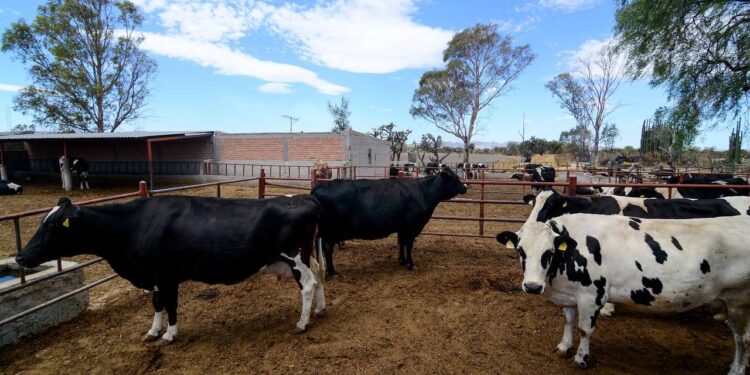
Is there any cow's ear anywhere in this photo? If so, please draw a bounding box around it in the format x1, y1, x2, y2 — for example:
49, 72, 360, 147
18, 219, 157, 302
553, 235, 577, 252
522, 194, 536, 205
57, 197, 72, 206
496, 231, 519, 249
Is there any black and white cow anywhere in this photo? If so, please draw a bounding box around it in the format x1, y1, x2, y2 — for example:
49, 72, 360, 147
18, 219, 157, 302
601, 186, 666, 199
457, 162, 486, 180
511, 164, 556, 193
521, 190, 750, 316
70, 157, 90, 190
15, 195, 325, 342
522, 190, 750, 224
0, 180, 22, 195
424, 162, 446, 176
311, 168, 467, 275
497, 214, 750, 373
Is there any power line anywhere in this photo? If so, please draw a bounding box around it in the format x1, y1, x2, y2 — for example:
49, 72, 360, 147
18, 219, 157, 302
281, 114, 299, 133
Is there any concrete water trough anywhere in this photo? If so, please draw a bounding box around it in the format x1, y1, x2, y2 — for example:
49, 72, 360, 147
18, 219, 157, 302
0, 259, 88, 348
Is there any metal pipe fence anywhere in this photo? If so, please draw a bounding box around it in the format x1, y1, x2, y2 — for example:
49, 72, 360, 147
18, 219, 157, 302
3, 168, 750, 328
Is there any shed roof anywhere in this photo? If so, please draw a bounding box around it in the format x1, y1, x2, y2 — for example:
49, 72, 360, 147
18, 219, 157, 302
0, 131, 213, 142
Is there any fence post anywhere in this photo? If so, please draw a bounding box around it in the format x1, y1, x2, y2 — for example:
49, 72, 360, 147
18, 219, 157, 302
479, 181, 485, 237
138, 180, 149, 198
259, 168, 266, 199
13, 218, 25, 283
569, 176, 577, 196
311, 171, 318, 188
216, 183, 221, 198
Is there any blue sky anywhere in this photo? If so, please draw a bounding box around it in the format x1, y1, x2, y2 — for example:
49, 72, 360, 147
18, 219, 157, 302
0, 0, 740, 149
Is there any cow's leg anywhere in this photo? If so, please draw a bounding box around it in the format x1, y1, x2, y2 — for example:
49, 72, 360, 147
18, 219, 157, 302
555, 307, 576, 357
572, 299, 601, 368
282, 253, 317, 332
724, 301, 750, 375
397, 234, 407, 266
159, 284, 179, 342
404, 237, 416, 270
322, 241, 337, 277
144, 288, 164, 341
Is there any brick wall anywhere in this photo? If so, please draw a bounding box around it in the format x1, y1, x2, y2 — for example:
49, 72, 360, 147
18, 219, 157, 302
288, 138, 344, 160
213, 132, 346, 163
214, 137, 285, 161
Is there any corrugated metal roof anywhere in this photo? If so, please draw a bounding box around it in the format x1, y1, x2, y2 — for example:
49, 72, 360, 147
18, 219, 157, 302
0, 131, 213, 141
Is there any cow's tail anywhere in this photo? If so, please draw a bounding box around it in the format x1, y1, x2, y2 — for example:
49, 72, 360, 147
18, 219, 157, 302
312, 224, 326, 284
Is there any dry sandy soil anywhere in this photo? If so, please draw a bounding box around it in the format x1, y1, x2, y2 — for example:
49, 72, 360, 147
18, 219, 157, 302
0, 178, 735, 374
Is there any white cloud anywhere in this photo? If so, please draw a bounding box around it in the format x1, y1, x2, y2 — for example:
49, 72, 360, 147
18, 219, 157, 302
560, 37, 626, 78
539, 0, 599, 12
0, 83, 22, 93
265, 0, 454, 73
137, 32, 349, 94
258, 82, 294, 94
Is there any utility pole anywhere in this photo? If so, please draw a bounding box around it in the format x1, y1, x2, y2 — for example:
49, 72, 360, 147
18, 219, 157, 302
281, 115, 299, 133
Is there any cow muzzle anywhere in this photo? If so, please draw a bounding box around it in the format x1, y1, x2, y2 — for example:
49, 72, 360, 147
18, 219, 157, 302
522, 282, 544, 295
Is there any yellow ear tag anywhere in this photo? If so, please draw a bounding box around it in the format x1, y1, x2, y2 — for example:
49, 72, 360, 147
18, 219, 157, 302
62, 218, 70, 228
640, 195, 645, 198
506, 241, 515, 249
557, 242, 567, 251
562, 201, 568, 207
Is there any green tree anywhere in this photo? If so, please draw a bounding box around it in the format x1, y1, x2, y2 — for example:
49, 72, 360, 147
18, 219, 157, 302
546, 46, 622, 167
560, 125, 592, 162
413, 133, 452, 166
615, 1, 750, 123
370, 122, 411, 162
601, 123, 619, 152
411, 23, 535, 163
328, 96, 351, 132
2, 0, 156, 133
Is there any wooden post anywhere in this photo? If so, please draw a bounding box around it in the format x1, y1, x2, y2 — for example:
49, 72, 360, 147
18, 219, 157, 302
216, 184, 221, 197
311, 171, 318, 188
259, 168, 266, 199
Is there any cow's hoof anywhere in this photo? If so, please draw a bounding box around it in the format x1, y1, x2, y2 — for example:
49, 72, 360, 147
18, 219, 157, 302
569, 355, 589, 369
294, 325, 307, 334
158, 337, 175, 345
407, 264, 416, 271
326, 271, 338, 278
553, 347, 573, 358
142, 334, 160, 342
314, 308, 326, 317
399, 259, 407, 266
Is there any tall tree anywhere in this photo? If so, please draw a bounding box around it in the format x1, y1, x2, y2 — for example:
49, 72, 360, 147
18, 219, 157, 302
560, 125, 592, 162
411, 23, 535, 162
414, 133, 451, 166
546, 46, 622, 167
615, 1, 750, 123
328, 96, 351, 133
370, 122, 411, 162
2, 0, 156, 133
601, 123, 619, 152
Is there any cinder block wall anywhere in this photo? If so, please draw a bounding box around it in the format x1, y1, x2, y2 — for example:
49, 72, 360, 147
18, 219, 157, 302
25, 138, 211, 161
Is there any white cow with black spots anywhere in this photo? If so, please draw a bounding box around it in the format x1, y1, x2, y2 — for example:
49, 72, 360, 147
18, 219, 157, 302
497, 214, 750, 374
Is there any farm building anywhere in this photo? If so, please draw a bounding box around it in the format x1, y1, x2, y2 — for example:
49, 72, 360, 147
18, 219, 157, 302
0, 130, 390, 182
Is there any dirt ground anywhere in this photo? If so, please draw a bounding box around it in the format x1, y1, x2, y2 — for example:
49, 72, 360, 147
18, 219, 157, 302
0, 178, 735, 374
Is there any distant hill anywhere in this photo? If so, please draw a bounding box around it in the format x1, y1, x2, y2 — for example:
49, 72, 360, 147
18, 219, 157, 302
443, 141, 508, 149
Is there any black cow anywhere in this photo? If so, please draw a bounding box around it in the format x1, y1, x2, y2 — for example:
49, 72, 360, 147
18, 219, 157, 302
312, 168, 467, 275
666, 174, 750, 199
0, 180, 22, 195
70, 157, 90, 190
15, 195, 325, 342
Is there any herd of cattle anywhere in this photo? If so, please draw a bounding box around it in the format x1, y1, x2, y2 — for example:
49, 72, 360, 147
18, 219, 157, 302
10, 164, 750, 374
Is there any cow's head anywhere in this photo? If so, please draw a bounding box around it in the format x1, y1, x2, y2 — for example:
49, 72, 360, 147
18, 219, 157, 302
6, 182, 23, 194
436, 168, 467, 197
497, 221, 576, 295
16, 198, 83, 268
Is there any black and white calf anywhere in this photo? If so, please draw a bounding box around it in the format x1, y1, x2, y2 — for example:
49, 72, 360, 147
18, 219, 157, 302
457, 162, 486, 180
70, 157, 90, 190
15, 195, 325, 343
0, 180, 22, 195
497, 215, 750, 373
312, 168, 467, 275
